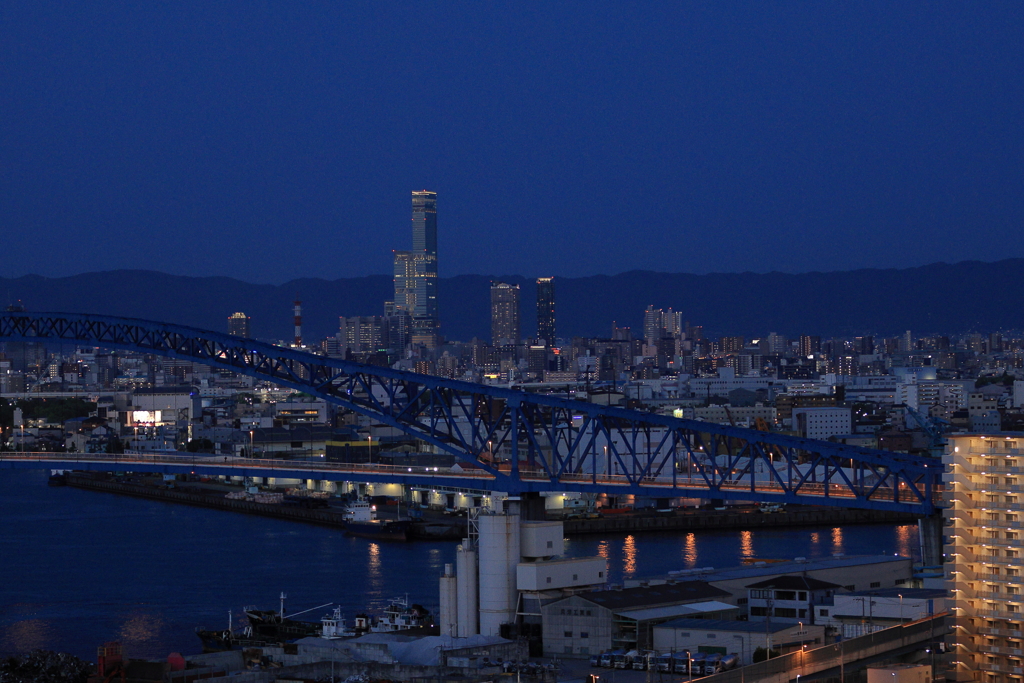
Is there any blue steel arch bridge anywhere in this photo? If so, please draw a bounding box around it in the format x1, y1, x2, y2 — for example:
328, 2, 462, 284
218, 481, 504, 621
0, 312, 942, 515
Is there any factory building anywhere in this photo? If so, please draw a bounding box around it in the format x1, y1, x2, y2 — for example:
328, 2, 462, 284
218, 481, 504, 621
541, 582, 735, 657
439, 500, 607, 641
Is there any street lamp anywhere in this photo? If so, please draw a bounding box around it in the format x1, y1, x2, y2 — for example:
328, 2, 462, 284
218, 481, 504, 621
898, 593, 904, 622
249, 430, 254, 459
367, 435, 372, 465
685, 650, 692, 682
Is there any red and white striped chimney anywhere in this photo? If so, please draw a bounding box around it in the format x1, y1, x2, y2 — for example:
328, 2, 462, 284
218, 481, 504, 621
293, 299, 302, 346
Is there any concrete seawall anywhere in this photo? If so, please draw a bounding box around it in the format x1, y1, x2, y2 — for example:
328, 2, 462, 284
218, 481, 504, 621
66, 473, 351, 528
65, 473, 920, 536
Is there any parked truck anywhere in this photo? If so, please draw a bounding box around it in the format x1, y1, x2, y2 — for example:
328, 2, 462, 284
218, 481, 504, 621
632, 651, 656, 670
701, 654, 723, 676
613, 650, 639, 669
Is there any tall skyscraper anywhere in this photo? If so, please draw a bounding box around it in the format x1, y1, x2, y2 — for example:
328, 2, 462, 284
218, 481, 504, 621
393, 191, 439, 348
227, 312, 250, 338
491, 282, 521, 345
536, 277, 555, 345
643, 305, 664, 344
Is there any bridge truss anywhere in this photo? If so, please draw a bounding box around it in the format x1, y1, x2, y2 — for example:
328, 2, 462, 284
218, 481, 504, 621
0, 312, 940, 513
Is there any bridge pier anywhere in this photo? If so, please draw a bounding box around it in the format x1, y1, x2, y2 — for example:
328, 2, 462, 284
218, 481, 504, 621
519, 492, 546, 521
918, 513, 944, 568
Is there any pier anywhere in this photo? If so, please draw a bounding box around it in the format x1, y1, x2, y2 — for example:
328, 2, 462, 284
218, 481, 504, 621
63, 472, 918, 537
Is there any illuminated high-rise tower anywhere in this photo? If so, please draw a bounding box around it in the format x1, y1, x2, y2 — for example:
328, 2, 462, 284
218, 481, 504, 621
536, 277, 555, 345
393, 191, 439, 348
227, 312, 250, 338
491, 282, 521, 345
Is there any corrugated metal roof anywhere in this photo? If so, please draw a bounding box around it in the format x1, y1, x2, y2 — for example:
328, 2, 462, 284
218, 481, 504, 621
745, 575, 842, 590
652, 554, 910, 585
579, 580, 730, 610
615, 600, 738, 622
655, 618, 796, 634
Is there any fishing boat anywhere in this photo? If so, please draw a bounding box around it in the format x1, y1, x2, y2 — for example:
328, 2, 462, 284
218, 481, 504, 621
320, 606, 359, 639
368, 595, 431, 632
195, 593, 332, 652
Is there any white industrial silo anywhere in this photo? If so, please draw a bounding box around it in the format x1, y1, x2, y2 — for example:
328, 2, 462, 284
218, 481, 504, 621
439, 563, 458, 639
455, 543, 479, 637
477, 507, 521, 636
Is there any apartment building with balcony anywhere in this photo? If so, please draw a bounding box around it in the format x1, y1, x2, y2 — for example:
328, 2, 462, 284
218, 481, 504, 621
945, 433, 1024, 682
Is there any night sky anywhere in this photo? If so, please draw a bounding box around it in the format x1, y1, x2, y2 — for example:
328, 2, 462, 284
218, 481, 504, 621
3, 2, 1023, 283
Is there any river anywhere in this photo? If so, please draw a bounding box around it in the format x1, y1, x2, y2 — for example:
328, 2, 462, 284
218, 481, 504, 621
0, 469, 920, 660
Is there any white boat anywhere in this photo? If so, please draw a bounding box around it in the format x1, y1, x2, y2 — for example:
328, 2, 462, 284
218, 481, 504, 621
320, 606, 358, 639
369, 595, 431, 632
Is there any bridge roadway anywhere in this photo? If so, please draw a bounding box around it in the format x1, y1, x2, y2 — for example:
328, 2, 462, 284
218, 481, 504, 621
0, 451, 942, 512
0, 312, 943, 514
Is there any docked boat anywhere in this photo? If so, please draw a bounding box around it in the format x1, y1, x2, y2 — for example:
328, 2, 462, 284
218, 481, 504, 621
48, 470, 68, 486
368, 595, 432, 632
196, 593, 331, 652
344, 500, 410, 541
320, 606, 359, 640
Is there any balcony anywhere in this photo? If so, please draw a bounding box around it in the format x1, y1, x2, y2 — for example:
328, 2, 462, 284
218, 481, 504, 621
977, 608, 1024, 621
952, 530, 1024, 547
979, 627, 1024, 638
978, 662, 1024, 675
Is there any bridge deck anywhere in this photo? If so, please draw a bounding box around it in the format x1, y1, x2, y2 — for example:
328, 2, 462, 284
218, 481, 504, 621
1, 452, 942, 512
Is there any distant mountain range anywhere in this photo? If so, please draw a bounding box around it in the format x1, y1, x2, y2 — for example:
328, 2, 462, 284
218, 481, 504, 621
1, 259, 1021, 343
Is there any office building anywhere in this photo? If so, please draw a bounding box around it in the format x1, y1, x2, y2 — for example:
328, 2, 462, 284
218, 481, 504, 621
340, 316, 387, 354
393, 191, 439, 348
792, 407, 852, 440
536, 276, 555, 345
945, 433, 1024, 682
227, 312, 250, 338
491, 282, 521, 346
799, 335, 821, 357
643, 305, 664, 344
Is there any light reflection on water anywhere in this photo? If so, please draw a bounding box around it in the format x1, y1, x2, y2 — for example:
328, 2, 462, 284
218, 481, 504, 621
366, 542, 383, 599
118, 612, 165, 655
622, 535, 637, 576
832, 527, 845, 554
739, 531, 754, 560
0, 619, 54, 654
565, 523, 919, 585
896, 525, 914, 558
683, 533, 697, 567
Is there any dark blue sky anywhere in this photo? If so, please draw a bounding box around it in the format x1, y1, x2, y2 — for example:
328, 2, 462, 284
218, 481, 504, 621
3, 2, 1023, 283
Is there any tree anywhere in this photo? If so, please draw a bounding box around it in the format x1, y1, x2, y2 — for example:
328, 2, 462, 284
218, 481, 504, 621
752, 647, 780, 663
185, 438, 215, 453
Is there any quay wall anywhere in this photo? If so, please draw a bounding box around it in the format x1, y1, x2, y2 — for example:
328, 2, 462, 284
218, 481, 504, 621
66, 473, 920, 536
66, 473, 349, 529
